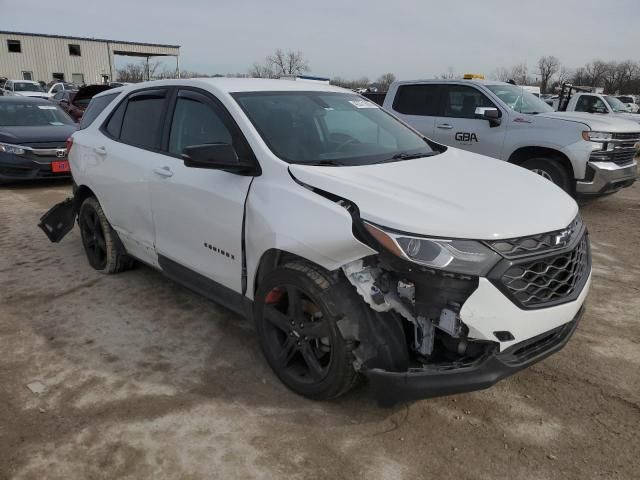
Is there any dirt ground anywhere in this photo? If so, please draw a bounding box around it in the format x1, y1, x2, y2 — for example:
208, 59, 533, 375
0, 180, 638, 480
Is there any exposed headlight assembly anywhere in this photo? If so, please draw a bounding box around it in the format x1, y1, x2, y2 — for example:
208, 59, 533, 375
0, 142, 26, 155
582, 131, 613, 142
364, 222, 501, 276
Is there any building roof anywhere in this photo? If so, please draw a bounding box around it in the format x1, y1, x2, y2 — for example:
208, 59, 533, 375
0, 30, 179, 49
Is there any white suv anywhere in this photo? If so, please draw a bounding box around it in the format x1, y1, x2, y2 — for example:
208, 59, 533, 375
40, 79, 591, 405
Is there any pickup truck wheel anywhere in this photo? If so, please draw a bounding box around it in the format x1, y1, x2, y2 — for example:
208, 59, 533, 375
254, 262, 359, 400
78, 197, 134, 274
521, 157, 571, 192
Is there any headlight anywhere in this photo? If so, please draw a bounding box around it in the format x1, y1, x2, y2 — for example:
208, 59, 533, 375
582, 131, 613, 142
364, 222, 501, 276
0, 142, 26, 155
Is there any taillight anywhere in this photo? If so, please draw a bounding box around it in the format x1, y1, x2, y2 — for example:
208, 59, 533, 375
65, 136, 73, 156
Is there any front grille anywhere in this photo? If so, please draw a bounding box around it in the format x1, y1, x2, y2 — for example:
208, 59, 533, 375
499, 234, 590, 308
612, 132, 640, 141
590, 141, 639, 165
487, 215, 583, 259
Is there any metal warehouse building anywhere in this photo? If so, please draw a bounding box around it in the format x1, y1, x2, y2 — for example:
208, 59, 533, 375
0, 31, 180, 85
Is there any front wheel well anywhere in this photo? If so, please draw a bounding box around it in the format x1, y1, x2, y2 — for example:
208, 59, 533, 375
253, 249, 317, 297
508, 147, 575, 180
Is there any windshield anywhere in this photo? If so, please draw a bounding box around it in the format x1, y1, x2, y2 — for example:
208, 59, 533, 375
232, 91, 434, 165
487, 84, 554, 114
14, 82, 45, 92
604, 96, 629, 113
0, 102, 75, 126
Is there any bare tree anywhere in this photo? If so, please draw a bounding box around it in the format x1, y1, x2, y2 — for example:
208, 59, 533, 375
376, 73, 396, 91
331, 76, 370, 90
249, 49, 310, 78
267, 49, 310, 76
509, 64, 530, 85
491, 67, 510, 82
537, 56, 560, 93
584, 60, 609, 87
248, 62, 275, 78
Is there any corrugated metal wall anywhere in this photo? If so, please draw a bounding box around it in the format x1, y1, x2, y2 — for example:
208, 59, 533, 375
0, 33, 179, 84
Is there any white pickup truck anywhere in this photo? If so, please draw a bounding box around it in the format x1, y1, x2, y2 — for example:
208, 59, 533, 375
39, 79, 591, 405
561, 91, 640, 124
380, 79, 639, 197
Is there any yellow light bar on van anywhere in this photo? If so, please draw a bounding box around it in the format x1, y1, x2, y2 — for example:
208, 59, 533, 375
463, 73, 485, 80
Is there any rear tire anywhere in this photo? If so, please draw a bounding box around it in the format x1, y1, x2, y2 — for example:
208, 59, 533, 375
254, 261, 359, 400
78, 196, 134, 274
521, 157, 572, 193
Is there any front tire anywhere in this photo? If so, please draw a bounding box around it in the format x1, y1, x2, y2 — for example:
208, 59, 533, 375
254, 262, 359, 400
78, 196, 134, 274
521, 157, 572, 193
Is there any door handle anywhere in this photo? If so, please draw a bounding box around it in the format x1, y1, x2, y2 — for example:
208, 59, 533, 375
94, 146, 107, 155
436, 124, 453, 130
153, 166, 173, 178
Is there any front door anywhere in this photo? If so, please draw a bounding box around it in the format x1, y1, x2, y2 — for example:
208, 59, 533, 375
150, 88, 254, 293
431, 84, 506, 158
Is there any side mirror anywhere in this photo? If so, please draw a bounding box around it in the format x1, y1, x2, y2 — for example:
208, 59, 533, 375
182, 143, 253, 174
474, 107, 501, 127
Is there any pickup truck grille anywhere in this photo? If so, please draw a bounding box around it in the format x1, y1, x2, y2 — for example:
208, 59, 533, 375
590, 136, 639, 165
611, 132, 640, 141
495, 234, 590, 309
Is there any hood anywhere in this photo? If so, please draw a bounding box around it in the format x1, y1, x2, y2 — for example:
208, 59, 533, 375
611, 112, 640, 124
0, 125, 77, 144
540, 111, 640, 131
73, 85, 113, 104
14, 91, 49, 99
289, 149, 578, 240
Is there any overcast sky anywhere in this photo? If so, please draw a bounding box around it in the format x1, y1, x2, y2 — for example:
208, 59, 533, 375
2, 0, 639, 80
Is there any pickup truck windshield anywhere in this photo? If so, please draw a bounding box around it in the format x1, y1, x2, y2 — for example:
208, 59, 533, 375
487, 84, 553, 115
604, 96, 629, 113
14, 82, 45, 92
233, 91, 434, 165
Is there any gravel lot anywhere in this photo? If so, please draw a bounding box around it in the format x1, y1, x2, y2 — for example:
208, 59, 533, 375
1, 180, 639, 480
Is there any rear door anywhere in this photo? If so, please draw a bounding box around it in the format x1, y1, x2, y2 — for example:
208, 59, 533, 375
150, 88, 255, 293
431, 84, 506, 158
388, 83, 439, 138
83, 88, 170, 266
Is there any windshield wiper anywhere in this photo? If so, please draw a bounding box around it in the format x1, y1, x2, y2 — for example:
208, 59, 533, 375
376, 152, 435, 164
292, 159, 345, 167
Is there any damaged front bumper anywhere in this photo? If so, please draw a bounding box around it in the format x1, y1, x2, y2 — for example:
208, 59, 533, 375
365, 306, 583, 406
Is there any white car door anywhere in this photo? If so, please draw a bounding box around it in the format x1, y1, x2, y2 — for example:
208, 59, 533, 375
431, 84, 506, 158
82, 88, 170, 266
150, 88, 255, 294
388, 83, 438, 138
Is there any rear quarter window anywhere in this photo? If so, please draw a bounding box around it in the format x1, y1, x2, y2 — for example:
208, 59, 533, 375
393, 84, 439, 116
79, 93, 119, 129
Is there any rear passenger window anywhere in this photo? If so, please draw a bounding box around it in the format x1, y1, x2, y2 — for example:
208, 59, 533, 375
442, 85, 495, 119
119, 91, 167, 149
393, 84, 439, 116
79, 92, 118, 129
168, 95, 232, 155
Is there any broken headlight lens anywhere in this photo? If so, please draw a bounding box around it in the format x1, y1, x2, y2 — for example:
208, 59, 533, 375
364, 222, 500, 276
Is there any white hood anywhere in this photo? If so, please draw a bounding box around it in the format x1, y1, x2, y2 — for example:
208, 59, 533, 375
14, 91, 48, 98
541, 111, 640, 131
289, 149, 578, 240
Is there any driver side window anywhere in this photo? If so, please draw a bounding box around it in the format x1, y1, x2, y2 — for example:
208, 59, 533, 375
168, 95, 232, 156
575, 95, 606, 113
442, 85, 495, 119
